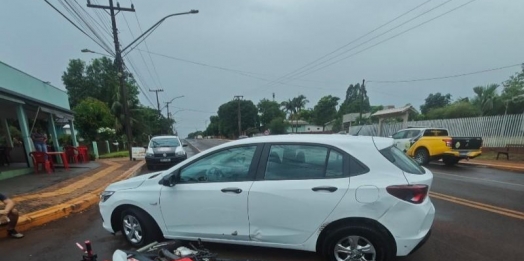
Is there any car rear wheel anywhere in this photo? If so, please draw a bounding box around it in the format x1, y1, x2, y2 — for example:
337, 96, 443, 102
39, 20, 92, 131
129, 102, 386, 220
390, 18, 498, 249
121, 208, 162, 248
323, 226, 394, 261
414, 148, 430, 165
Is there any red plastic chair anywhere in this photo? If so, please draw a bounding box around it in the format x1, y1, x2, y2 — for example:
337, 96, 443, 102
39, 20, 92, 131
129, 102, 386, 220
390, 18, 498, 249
29, 151, 54, 174
77, 146, 89, 163
64, 146, 79, 164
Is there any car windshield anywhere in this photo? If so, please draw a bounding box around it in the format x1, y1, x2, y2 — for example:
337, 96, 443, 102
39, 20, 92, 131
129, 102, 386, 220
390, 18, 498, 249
150, 138, 180, 148
379, 145, 425, 175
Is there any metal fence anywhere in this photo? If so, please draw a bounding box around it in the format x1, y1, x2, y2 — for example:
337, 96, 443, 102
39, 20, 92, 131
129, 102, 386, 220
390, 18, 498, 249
348, 114, 524, 147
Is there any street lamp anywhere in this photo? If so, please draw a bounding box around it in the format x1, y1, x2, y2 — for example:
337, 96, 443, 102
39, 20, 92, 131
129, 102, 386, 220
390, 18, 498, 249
121, 10, 199, 56
81, 49, 113, 57
81, 9, 197, 161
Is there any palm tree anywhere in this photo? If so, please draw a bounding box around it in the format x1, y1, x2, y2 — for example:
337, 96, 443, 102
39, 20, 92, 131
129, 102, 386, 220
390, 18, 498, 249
281, 99, 295, 132
291, 95, 309, 133
472, 84, 499, 116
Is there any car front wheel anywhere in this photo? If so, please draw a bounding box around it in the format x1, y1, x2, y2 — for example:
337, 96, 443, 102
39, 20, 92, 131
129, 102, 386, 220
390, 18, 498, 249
323, 226, 394, 261
121, 208, 162, 248
414, 148, 430, 165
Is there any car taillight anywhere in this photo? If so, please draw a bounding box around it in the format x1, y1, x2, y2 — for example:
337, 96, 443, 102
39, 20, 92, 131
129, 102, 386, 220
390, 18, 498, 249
442, 139, 452, 147
386, 184, 428, 204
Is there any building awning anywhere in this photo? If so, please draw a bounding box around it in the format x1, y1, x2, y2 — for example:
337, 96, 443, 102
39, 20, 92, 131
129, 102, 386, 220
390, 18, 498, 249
40, 106, 74, 120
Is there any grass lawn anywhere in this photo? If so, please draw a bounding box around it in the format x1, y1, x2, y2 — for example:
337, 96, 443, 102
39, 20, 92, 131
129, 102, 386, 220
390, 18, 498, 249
99, 150, 129, 159
476, 150, 524, 161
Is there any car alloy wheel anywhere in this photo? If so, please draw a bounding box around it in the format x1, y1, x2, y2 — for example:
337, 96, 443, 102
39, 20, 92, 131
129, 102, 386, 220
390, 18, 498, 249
123, 214, 143, 244
334, 235, 377, 261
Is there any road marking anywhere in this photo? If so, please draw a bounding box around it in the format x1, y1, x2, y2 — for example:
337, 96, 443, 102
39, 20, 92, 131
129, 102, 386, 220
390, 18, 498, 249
432, 171, 524, 188
429, 192, 524, 220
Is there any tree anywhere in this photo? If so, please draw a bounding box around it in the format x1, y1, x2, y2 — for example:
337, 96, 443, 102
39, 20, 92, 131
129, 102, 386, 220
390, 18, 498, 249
132, 106, 175, 144
426, 101, 481, 120
257, 99, 285, 129
268, 117, 288, 135
280, 99, 295, 132
312, 95, 340, 130
289, 95, 309, 132
62, 57, 139, 109
73, 97, 115, 142
500, 65, 524, 114
472, 84, 499, 116
218, 99, 258, 138
297, 108, 314, 123
420, 93, 452, 115
338, 83, 370, 117
204, 116, 221, 137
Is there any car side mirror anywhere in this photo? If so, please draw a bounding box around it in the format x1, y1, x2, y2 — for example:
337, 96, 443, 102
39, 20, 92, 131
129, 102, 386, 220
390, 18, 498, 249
159, 173, 178, 187
182, 143, 188, 147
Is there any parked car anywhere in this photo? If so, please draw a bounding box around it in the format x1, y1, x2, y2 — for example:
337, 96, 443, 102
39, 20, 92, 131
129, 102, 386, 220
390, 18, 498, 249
145, 135, 188, 170
99, 134, 435, 261
390, 127, 483, 166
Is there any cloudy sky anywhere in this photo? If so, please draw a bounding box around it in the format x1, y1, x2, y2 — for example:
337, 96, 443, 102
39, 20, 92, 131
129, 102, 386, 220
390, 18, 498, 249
2, 0, 523, 137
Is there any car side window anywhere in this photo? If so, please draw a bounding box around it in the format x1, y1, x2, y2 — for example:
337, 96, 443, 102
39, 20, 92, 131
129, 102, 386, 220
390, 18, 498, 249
391, 130, 406, 139
265, 144, 328, 180
179, 146, 257, 183
326, 150, 344, 178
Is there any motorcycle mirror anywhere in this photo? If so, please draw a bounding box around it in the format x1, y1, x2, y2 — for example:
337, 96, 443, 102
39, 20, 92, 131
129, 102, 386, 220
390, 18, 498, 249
112, 250, 127, 261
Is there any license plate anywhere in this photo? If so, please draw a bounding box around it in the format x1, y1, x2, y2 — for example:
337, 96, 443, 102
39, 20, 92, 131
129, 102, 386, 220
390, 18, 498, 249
160, 159, 171, 162
460, 152, 468, 156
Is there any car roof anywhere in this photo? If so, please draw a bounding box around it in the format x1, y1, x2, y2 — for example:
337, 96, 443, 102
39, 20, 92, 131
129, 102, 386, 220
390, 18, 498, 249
151, 135, 179, 140
210, 134, 394, 151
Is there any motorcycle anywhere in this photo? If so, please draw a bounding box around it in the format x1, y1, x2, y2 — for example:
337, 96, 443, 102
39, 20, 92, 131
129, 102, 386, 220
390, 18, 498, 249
77, 239, 258, 261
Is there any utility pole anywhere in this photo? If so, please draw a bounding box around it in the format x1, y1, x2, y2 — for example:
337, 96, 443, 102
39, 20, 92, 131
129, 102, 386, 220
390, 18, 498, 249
87, 0, 135, 161
359, 79, 365, 125
234, 95, 243, 137
150, 89, 164, 115
164, 101, 171, 120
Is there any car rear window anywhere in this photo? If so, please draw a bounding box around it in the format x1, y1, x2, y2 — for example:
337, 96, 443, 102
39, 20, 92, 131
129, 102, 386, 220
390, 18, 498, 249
423, 129, 448, 136
379, 146, 425, 174
150, 138, 180, 148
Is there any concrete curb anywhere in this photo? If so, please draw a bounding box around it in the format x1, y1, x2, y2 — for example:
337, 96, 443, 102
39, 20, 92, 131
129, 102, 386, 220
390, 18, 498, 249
1, 160, 145, 238
459, 161, 524, 173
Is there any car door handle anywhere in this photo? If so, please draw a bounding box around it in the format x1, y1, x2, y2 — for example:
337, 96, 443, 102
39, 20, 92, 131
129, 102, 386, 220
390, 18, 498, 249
221, 188, 242, 194
312, 186, 338, 192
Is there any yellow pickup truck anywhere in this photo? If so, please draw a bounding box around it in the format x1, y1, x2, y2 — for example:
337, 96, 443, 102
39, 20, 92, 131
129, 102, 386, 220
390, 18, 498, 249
390, 127, 483, 166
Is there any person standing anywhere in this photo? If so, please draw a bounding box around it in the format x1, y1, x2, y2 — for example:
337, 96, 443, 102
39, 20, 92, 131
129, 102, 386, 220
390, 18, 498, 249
0, 193, 24, 238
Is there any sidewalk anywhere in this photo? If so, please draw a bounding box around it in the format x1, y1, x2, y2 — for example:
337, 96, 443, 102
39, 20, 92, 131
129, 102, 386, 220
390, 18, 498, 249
459, 158, 524, 173
0, 158, 144, 238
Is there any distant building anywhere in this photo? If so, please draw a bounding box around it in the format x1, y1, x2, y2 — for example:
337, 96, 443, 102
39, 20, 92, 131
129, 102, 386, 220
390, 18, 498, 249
284, 120, 324, 133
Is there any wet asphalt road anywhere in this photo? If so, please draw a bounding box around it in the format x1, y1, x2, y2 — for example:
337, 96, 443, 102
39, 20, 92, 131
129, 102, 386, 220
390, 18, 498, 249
2, 139, 524, 261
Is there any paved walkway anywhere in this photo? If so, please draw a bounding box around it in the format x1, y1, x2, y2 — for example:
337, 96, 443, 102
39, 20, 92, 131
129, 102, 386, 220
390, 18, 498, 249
0, 158, 144, 238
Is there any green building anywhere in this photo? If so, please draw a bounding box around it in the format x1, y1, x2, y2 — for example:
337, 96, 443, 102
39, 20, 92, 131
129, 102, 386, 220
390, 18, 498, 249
0, 61, 78, 180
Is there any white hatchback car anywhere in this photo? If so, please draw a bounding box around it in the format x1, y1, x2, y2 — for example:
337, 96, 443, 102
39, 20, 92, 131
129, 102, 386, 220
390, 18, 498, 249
99, 134, 435, 261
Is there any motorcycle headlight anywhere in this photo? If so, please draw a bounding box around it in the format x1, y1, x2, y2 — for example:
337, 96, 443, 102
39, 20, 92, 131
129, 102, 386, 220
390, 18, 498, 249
100, 191, 115, 202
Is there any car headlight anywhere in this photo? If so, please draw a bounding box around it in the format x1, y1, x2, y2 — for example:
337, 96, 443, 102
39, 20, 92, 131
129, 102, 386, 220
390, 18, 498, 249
176, 150, 186, 156
146, 152, 154, 157
100, 191, 115, 202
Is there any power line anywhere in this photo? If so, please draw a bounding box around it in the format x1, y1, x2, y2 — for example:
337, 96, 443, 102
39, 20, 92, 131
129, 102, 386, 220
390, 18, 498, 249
62, 0, 112, 50
287, 0, 479, 81
123, 58, 156, 107
171, 106, 215, 114
44, 0, 112, 54
257, 0, 434, 90
131, 2, 165, 92
122, 13, 160, 94
368, 63, 523, 83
